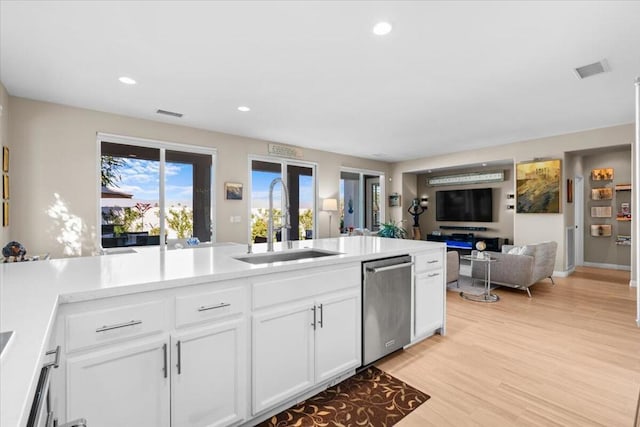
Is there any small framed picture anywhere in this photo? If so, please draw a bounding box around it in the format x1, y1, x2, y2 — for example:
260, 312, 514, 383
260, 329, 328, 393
225, 182, 243, 200
591, 168, 614, 181
2, 201, 7, 227
591, 188, 613, 200
590, 224, 612, 237
388, 193, 401, 207
591, 206, 612, 218
2, 146, 8, 173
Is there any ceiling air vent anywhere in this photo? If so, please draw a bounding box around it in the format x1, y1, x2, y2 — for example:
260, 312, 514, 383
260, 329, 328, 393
574, 59, 610, 80
156, 109, 183, 118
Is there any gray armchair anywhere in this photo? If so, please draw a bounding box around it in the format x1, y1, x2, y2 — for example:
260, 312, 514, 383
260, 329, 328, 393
471, 241, 557, 297
446, 251, 460, 287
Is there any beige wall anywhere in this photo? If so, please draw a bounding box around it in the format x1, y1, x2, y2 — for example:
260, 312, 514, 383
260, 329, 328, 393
390, 124, 635, 274
0, 84, 9, 246
414, 164, 515, 243
8, 96, 389, 258
581, 147, 632, 267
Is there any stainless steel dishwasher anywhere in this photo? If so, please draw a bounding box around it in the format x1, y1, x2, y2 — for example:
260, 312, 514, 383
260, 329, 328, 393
362, 255, 413, 366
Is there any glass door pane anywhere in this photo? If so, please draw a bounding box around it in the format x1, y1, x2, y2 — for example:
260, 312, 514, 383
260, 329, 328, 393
251, 160, 282, 243
340, 171, 361, 233
287, 165, 314, 240
100, 142, 160, 248
166, 150, 212, 243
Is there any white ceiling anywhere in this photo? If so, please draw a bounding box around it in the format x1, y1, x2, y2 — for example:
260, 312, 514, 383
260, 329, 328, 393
1, 1, 639, 162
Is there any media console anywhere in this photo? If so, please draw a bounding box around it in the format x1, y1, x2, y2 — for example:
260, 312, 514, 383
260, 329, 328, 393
426, 232, 503, 253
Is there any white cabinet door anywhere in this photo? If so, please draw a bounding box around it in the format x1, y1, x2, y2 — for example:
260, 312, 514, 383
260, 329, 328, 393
315, 290, 361, 383
414, 270, 444, 338
252, 301, 314, 414
171, 319, 246, 427
66, 336, 170, 427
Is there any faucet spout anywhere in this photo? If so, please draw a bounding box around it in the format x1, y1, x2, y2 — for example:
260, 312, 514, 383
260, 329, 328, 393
267, 178, 291, 252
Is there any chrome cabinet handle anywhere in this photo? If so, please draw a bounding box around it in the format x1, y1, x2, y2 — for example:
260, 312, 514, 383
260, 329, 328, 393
428, 272, 441, 277
310, 306, 316, 330
366, 261, 414, 273
162, 343, 168, 378
198, 302, 230, 312
318, 304, 324, 328
96, 319, 142, 333
176, 340, 182, 375
427, 260, 439, 264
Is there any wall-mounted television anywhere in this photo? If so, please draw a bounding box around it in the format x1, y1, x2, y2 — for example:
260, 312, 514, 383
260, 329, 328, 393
435, 188, 493, 222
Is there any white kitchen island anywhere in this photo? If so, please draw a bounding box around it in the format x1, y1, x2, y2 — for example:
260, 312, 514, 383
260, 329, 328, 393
0, 236, 445, 427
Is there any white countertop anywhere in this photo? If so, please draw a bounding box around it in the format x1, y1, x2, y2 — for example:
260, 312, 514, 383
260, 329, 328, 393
0, 236, 443, 426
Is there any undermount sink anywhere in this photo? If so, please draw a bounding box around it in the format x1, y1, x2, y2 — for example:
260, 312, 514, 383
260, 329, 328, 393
234, 249, 341, 265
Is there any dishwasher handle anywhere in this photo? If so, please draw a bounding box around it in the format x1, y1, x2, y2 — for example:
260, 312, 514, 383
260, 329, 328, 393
366, 261, 414, 274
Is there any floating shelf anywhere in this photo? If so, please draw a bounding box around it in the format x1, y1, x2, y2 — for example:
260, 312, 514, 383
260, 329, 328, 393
615, 183, 632, 191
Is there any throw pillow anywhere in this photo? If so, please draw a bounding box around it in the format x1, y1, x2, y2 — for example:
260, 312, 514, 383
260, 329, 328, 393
507, 246, 525, 255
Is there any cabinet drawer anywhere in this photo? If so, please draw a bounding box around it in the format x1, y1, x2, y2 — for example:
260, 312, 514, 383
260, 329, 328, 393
66, 300, 167, 352
252, 264, 360, 309
175, 286, 245, 328
414, 250, 444, 273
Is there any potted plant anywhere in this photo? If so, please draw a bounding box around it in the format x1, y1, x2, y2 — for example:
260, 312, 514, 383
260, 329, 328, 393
377, 220, 407, 239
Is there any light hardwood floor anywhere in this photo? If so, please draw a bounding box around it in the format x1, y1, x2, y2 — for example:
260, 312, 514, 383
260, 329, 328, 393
378, 267, 640, 426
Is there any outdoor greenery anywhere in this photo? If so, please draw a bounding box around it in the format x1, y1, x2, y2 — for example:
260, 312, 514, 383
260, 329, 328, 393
251, 208, 314, 242
166, 204, 193, 238
100, 155, 125, 187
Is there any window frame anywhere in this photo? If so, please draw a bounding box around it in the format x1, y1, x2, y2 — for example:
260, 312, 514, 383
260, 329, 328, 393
96, 132, 217, 250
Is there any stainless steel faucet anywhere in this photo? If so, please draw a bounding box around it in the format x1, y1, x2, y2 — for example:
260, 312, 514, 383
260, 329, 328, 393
267, 178, 291, 252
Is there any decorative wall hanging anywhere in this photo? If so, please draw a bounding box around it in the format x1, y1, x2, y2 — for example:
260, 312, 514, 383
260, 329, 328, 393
2, 146, 8, 173
388, 193, 401, 207
591, 206, 612, 218
590, 224, 612, 237
591, 188, 613, 200
224, 182, 243, 200
516, 159, 561, 213
591, 168, 614, 181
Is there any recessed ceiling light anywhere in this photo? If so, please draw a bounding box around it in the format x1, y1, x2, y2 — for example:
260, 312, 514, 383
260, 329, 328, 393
482, 163, 488, 167
237, 106, 251, 112
118, 76, 137, 85
373, 21, 392, 36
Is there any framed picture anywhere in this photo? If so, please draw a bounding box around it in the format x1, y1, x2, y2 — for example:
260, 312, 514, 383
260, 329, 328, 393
224, 182, 243, 200
590, 224, 611, 237
591, 168, 614, 181
388, 193, 401, 207
566, 179, 573, 203
2, 174, 8, 199
591, 206, 612, 218
2, 146, 8, 173
591, 188, 613, 200
2, 201, 7, 227
516, 159, 561, 213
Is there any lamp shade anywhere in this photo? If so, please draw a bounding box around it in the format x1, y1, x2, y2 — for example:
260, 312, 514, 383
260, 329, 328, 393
322, 198, 338, 211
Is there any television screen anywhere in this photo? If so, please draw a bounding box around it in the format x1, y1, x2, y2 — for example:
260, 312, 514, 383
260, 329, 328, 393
436, 188, 493, 222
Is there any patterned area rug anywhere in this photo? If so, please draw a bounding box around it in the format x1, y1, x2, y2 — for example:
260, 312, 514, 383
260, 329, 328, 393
256, 366, 430, 427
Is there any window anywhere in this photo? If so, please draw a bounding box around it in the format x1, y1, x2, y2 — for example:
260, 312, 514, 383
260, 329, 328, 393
249, 158, 316, 244
99, 135, 215, 249
340, 169, 384, 233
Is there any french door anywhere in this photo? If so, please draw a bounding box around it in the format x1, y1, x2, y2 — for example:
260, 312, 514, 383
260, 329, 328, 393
249, 158, 317, 244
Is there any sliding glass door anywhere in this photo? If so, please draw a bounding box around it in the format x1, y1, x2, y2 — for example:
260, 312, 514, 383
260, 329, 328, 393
250, 158, 316, 244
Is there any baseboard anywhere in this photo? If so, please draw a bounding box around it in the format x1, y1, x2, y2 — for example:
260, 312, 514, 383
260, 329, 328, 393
581, 261, 631, 271
553, 268, 573, 278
